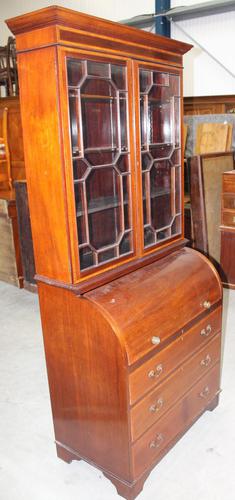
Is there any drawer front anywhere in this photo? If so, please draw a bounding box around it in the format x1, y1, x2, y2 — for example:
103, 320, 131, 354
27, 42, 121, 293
222, 211, 235, 228
132, 363, 220, 478
130, 334, 221, 441
223, 194, 235, 210
223, 175, 235, 194
129, 307, 221, 404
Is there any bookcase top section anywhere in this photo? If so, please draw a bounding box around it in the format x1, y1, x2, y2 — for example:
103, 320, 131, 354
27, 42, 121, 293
6, 5, 192, 59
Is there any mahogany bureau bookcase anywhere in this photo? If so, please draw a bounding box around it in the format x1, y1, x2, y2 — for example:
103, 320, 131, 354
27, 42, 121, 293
7, 7, 223, 500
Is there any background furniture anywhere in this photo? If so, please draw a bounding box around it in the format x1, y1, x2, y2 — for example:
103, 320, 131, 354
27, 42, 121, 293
220, 170, 235, 289
0, 97, 25, 194
0, 192, 23, 287
15, 180, 36, 292
8, 7, 222, 500
188, 152, 234, 266
184, 114, 235, 159
0, 37, 18, 97
0, 106, 12, 189
184, 95, 235, 115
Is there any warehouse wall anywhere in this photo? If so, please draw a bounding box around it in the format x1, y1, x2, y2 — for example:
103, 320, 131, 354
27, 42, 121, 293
1, 0, 235, 97
171, 0, 235, 96
0, 0, 154, 44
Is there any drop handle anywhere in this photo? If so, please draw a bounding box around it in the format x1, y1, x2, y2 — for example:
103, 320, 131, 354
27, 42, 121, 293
149, 433, 164, 449
201, 324, 212, 337
199, 386, 210, 399
149, 398, 164, 413
148, 364, 163, 379
200, 354, 211, 367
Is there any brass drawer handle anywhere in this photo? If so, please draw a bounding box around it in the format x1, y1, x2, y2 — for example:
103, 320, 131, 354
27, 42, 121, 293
200, 324, 212, 337
149, 398, 164, 413
200, 354, 211, 367
149, 433, 164, 449
148, 364, 163, 379
199, 386, 210, 399
203, 301, 211, 310
151, 336, 161, 346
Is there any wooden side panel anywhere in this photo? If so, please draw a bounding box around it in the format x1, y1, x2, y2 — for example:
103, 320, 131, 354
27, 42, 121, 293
17, 47, 72, 282
38, 283, 131, 481
220, 230, 235, 288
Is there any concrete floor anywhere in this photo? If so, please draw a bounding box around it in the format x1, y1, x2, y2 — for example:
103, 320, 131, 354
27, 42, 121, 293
0, 281, 235, 500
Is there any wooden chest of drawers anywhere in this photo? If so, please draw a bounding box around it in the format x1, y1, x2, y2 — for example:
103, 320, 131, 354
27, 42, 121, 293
220, 170, 235, 289
38, 247, 222, 499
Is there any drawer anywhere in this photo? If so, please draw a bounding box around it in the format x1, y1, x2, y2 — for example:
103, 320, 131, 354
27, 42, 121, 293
130, 333, 221, 441
223, 194, 235, 210
222, 210, 235, 228
129, 307, 221, 404
132, 363, 220, 478
223, 174, 235, 194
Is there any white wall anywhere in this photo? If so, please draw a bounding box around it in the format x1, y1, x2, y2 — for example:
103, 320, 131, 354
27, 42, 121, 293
2, 0, 235, 97
171, 0, 235, 96
1, 0, 154, 44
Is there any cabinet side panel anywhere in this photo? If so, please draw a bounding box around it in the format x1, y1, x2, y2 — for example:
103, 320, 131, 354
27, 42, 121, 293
17, 48, 72, 282
38, 282, 131, 480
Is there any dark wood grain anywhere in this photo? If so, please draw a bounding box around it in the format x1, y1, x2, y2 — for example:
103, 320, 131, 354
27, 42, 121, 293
14, 180, 36, 292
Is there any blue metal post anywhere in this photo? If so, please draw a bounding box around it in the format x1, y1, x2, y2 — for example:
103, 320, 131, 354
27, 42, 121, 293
155, 0, 171, 37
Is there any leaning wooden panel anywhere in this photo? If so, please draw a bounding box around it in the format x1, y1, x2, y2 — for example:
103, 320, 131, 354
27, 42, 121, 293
0, 196, 23, 287
190, 152, 234, 264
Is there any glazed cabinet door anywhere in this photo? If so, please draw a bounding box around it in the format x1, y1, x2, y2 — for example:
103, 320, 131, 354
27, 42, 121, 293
62, 51, 136, 277
135, 63, 183, 251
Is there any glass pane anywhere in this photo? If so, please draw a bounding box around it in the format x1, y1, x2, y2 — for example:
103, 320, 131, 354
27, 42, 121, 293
140, 70, 152, 92
111, 65, 126, 90
144, 226, 155, 246
98, 248, 115, 264
120, 96, 128, 150
87, 60, 110, 77
171, 215, 181, 236
81, 84, 117, 150
79, 246, 94, 270
73, 159, 89, 180
67, 57, 133, 271
69, 91, 80, 156
67, 59, 84, 86
119, 233, 131, 255
150, 161, 172, 230
139, 68, 182, 249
